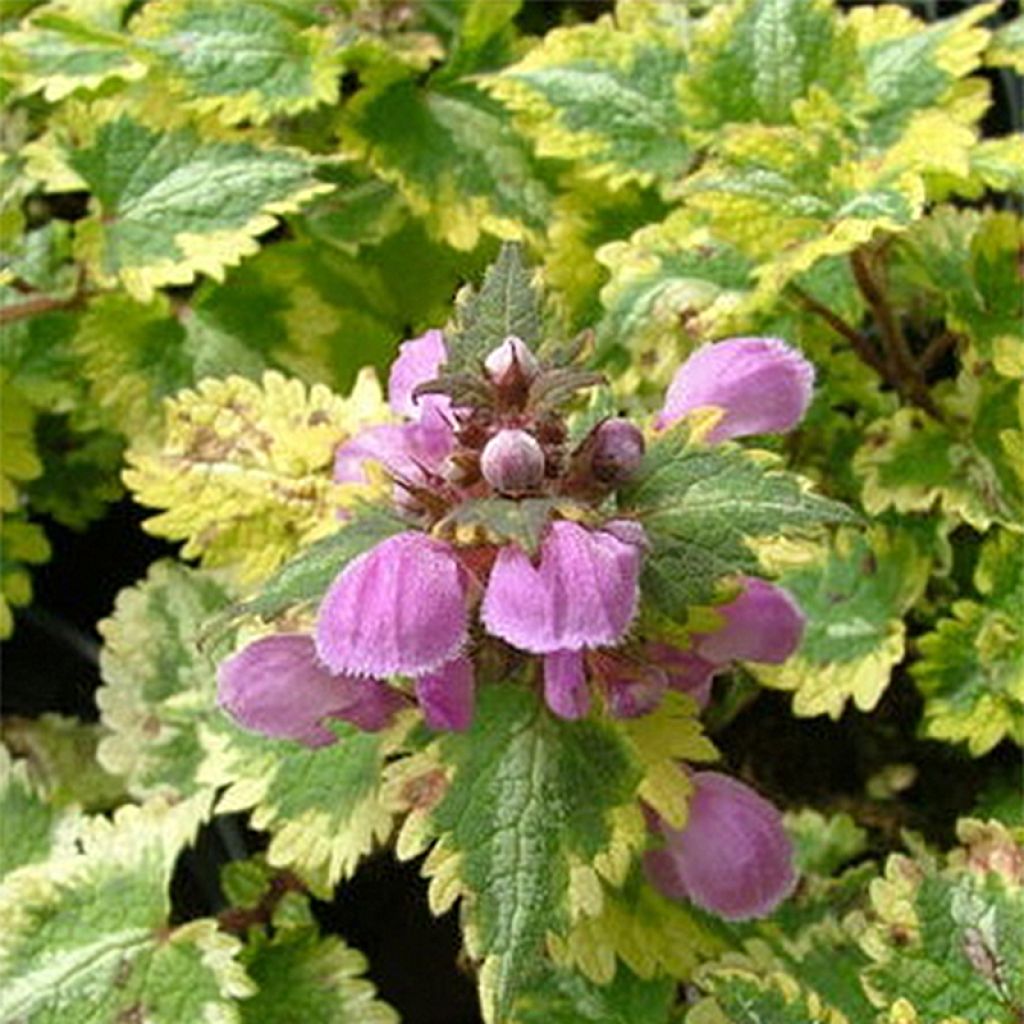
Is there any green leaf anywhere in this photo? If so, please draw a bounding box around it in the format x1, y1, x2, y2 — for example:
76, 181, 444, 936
913, 529, 1024, 757
341, 79, 550, 250
1, 714, 125, 812
65, 115, 331, 299
0, 748, 68, 880
754, 527, 930, 719
398, 684, 643, 1023
786, 808, 869, 878
123, 370, 389, 584
986, 15, 1024, 73
487, 15, 691, 188
199, 719, 404, 895
0, 513, 50, 638
510, 961, 674, 1024
435, 496, 585, 556
134, 0, 337, 125
239, 929, 398, 1024
96, 561, 232, 800
0, 798, 252, 1024
446, 241, 543, 371
220, 506, 406, 625
681, 0, 861, 129
2, 0, 146, 102
895, 207, 1023, 376
620, 430, 855, 611
855, 376, 1023, 533
860, 819, 1024, 1023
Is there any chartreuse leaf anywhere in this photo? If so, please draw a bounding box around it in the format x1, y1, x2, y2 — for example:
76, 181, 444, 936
786, 809, 868, 879
95, 561, 231, 801
133, 0, 337, 126
62, 114, 331, 300
0, 797, 252, 1024
2, 714, 125, 812
392, 684, 644, 1023
855, 375, 1023, 533
754, 527, 930, 719
596, 212, 756, 365
199, 717, 407, 896
509, 961, 674, 1024
986, 16, 1024, 73
620, 428, 855, 612
0, 371, 48, 637
859, 819, 1024, 1023
913, 529, 1024, 757
340, 79, 550, 250
446, 241, 543, 371
123, 370, 388, 584
679, 113, 929, 301
486, 14, 691, 189
895, 207, 1023, 376
1, 0, 146, 102
846, 2, 996, 146
680, 0, 861, 129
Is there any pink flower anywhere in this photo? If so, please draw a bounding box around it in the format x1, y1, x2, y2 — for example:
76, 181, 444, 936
645, 771, 796, 920
646, 577, 805, 708
388, 329, 449, 420
333, 422, 452, 488
415, 656, 476, 732
316, 532, 468, 679
656, 337, 814, 441
543, 649, 591, 720
218, 634, 406, 746
481, 519, 645, 655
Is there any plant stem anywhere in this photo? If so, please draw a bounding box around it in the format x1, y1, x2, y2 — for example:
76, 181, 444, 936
788, 284, 887, 376
849, 249, 946, 421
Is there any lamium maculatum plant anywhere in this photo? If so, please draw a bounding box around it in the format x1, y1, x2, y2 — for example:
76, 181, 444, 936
2, 2, 1021, 1023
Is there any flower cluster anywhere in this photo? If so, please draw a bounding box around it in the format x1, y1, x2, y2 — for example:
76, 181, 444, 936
218, 330, 814, 920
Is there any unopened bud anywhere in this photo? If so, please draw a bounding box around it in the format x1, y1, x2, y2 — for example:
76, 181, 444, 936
484, 336, 540, 385
480, 428, 545, 494
590, 418, 645, 483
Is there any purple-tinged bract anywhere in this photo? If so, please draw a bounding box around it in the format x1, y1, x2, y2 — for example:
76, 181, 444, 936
645, 771, 797, 920
316, 532, 468, 678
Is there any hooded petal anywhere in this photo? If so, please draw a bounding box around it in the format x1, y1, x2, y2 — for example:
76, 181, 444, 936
645, 771, 796, 920
334, 422, 452, 486
543, 649, 590, 720
646, 643, 717, 709
695, 578, 805, 666
481, 520, 644, 654
592, 651, 667, 718
389, 329, 449, 420
316, 532, 468, 678
656, 337, 814, 441
416, 657, 475, 732
218, 634, 404, 746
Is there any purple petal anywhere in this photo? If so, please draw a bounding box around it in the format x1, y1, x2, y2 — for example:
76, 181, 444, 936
543, 650, 590, 719
218, 634, 404, 746
416, 657, 475, 732
695, 578, 805, 666
334, 422, 453, 486
646, 643, 718, 709
603, 660, 667, 719
388, 329, 448, 420
656, 337, 814, 441
481, 520, 643, 654
645, 771, 796, 920
316, 532, 468, 678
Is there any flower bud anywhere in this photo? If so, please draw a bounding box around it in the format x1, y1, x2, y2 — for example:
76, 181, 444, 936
484, 336, 540, 385
590, 418, 645, 483
480, 428, 545, 494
